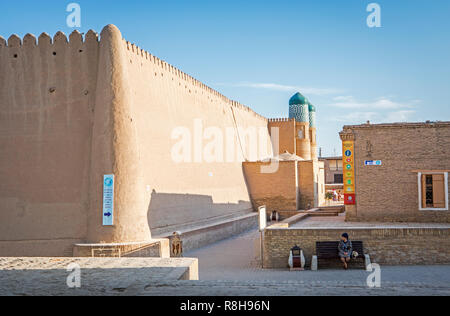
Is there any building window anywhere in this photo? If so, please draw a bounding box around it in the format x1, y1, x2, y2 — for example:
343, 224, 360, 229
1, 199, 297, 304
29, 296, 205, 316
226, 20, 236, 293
334, 174, 343, 184
418, 172, 448, 211
298, 130, 304, 139
424, 175, 434, 207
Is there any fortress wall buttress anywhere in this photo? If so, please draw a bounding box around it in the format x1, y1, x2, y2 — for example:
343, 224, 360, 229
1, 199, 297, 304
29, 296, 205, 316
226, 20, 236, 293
0, 30, 100, 256
121, 36, 271, 232
86, 25, 151, 244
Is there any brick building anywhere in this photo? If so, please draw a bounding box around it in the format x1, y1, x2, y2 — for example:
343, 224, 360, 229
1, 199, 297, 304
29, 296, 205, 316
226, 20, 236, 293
319, 156, 344, 199
340, 121, 450, 223
244, 93, 325, 215
320, 157, 344, 184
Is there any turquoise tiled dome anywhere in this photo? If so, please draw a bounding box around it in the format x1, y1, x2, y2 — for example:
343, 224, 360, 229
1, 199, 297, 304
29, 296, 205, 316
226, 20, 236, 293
289, 92, 310, 123
289, 92, 308, 106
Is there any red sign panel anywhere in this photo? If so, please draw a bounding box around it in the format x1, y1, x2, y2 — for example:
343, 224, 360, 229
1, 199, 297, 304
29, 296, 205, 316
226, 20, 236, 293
344, 194, 356, 205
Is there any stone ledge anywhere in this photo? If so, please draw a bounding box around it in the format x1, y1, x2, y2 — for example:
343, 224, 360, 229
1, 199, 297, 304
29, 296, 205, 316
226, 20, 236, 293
73, 239, 170, 258
0, 257, 199, 295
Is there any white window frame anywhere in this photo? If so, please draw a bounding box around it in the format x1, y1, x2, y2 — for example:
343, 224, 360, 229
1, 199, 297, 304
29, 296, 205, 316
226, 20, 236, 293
418, 172, 449, 211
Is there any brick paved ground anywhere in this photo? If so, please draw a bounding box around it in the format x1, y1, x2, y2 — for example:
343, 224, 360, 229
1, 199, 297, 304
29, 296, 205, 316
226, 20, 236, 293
0, 257, 197, 296
183, 228, 450, 295
0, 229, 449, 296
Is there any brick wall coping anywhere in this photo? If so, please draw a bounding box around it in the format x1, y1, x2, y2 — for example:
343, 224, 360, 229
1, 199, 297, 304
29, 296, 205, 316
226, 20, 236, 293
343, 121, 450, 130
267, 225, 450, 231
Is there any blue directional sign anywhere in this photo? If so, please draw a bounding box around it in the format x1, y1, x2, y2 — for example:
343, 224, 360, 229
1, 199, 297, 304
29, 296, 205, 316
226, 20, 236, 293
103, 175, 115, 226
365, 160, 382, 166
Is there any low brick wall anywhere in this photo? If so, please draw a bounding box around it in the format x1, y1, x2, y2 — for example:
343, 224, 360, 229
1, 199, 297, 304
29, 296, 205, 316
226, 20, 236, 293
263, 227, 450, 268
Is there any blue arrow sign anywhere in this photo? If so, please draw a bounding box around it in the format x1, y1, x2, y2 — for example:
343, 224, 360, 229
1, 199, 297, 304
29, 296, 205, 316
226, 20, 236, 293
103, 175, 114, 226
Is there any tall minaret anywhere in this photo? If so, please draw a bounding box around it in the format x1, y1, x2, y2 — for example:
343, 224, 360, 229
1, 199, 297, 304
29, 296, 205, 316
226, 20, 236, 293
289, 92, 311, 160
309, 102, 318, 160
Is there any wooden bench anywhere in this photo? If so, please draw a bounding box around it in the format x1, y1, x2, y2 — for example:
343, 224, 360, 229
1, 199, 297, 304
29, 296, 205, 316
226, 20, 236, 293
311, 241, 371, 271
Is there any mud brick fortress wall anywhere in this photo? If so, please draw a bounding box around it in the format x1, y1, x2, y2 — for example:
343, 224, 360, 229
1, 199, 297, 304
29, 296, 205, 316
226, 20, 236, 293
120, 28, 272, 233
263, 226, 450, 268
0, 30, 100, 256
341, 122, 450, 223
0, 25, 272, 257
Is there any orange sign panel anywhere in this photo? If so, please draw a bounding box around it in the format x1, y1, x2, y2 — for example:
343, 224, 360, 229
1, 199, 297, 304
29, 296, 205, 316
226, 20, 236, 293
342, 140, 355, 204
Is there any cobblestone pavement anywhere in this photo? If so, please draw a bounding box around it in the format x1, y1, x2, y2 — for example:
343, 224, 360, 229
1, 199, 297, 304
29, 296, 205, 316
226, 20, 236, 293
0, 257, 197, 296
183, 228, 450, 296
1, 229, 449, 296
141, 279, 450, 296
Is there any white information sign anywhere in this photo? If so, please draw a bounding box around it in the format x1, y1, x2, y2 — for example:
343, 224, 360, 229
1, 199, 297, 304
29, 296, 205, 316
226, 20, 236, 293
103, 175, 115, 226
259, 206, 267, 232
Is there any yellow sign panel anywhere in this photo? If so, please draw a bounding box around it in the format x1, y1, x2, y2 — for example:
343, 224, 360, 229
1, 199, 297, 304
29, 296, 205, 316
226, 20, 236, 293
342, 140, 355, 194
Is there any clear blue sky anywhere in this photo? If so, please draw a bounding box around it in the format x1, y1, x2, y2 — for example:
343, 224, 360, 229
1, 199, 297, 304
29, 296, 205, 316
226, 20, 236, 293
1, 0, 449, 156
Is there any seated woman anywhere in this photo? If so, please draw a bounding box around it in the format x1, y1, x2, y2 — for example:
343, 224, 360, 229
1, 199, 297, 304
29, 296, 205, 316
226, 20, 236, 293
338, 233, 353, 270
